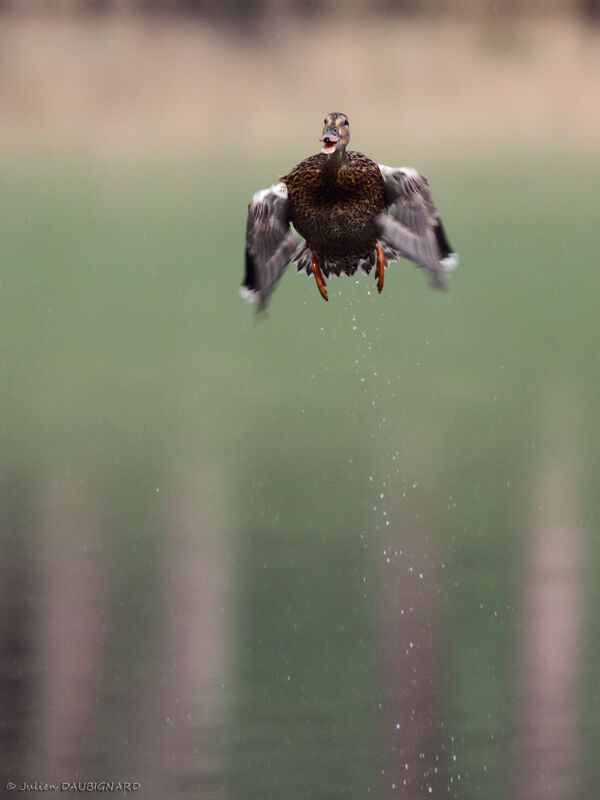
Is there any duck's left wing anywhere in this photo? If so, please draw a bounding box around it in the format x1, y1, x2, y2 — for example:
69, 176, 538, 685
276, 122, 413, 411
242, 182, 297, 310
375, 164, 458, 287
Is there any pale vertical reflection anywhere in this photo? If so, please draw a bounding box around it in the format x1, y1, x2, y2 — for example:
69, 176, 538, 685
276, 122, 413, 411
149, 465, 231, 799
516, 397, 583, 800
35, 470, 107, 778
377, 494, 439, 798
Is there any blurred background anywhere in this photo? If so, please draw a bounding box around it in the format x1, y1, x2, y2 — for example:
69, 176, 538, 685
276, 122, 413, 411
1, 2, 599, 799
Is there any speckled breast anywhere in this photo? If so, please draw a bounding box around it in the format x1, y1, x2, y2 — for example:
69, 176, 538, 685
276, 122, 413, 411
284, 151, 387, 260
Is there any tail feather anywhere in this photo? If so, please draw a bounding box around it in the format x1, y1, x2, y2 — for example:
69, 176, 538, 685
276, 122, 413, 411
292, 245, 378, 278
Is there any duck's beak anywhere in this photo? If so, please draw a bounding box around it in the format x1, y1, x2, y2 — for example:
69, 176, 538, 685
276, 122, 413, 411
319, 127, 340, 155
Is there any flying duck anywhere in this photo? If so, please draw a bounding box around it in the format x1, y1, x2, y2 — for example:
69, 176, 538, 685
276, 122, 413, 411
242, 112, 457, 309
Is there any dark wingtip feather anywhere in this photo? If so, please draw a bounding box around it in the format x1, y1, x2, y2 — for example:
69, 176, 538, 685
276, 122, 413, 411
434, 219, 454, 260
432, 219, 458, 289
239, 247, 262, 307
243, 246, 257, 292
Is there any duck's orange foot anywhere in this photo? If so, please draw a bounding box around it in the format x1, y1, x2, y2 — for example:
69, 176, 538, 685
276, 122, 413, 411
311, 254, 328, 302
375, 243, 386, 294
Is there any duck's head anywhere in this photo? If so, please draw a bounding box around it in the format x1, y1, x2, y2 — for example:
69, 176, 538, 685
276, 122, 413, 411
319, 112, 350, 156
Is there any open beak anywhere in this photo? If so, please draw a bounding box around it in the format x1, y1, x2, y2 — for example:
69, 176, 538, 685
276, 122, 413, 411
319, 128, 340, 155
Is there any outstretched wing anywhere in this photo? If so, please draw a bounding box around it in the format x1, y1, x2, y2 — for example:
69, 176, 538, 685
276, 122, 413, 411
376, 164, 458, 287
242, 182, 297, 310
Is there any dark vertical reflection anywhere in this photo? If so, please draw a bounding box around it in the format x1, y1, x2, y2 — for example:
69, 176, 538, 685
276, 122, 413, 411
377, 488, 439, 797
0, 473, 37, 787
34, 469, 108, 780
515, 395, 583, 799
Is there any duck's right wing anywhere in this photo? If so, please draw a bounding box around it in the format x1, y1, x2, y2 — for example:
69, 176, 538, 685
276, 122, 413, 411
242, 182, 297, 310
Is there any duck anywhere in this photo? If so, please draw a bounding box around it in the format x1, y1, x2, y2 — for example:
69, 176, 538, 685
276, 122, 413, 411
242, 112, 457, 309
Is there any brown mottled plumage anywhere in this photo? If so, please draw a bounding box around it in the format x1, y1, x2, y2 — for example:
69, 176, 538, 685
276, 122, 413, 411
283, 149, 386, 276
242, 112, 458, 309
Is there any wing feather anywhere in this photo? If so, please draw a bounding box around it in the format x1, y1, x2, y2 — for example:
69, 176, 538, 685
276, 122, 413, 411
376, 164, 458, 287
242, 182, 296, 310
